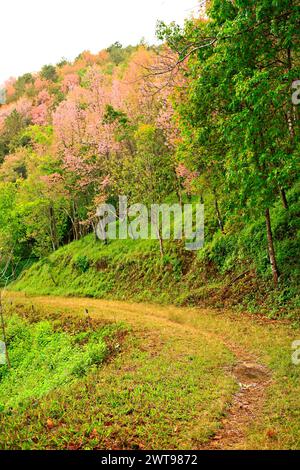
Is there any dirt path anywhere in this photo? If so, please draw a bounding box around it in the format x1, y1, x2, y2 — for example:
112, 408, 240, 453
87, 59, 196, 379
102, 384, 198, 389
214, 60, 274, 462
201, 343, 272, 449
7, 293, 273, 450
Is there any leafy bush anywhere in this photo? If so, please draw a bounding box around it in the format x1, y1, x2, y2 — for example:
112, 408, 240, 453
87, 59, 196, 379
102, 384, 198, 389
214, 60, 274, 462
74, 255, 90, 273
0, 314, 113, 411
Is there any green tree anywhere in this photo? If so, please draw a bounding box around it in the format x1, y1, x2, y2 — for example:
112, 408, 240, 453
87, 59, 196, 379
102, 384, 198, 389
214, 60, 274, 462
159, 0, 300, 286
40, 64, 58, 82
0, 110, 31, 163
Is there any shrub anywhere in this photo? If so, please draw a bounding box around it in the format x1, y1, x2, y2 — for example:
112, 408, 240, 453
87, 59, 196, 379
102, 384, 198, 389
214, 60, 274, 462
74, 255, 90, 273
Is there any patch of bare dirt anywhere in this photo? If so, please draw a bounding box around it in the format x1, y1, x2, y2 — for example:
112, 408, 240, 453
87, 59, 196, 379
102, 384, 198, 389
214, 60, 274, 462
201, 349, 272, 449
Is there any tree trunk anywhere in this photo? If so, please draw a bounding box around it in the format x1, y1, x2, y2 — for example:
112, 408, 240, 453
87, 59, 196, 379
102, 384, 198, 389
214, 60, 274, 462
214, 194, 224, 233
71, 201, 81, 241
155, 223, 164, 258
286, 47, 296, 141
280, 188, 289, 210
72, 220, 79, 241
92, 221, 98, 241
265, 208, 279, 288
0, 292, 11, 369
49, 204, 59, 251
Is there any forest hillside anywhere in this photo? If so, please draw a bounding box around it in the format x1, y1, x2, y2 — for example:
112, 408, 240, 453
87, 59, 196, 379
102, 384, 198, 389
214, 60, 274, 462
0, 2, 299, 316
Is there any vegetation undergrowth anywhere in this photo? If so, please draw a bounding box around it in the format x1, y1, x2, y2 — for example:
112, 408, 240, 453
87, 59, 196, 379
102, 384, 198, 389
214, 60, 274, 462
1, 294, 299, 449
0, 304, 126, 414
11, 183, 300, 319
0, 298, 237, 449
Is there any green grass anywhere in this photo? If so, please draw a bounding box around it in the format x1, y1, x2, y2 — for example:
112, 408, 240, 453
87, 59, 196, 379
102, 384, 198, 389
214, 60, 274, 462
10, 184, 300, 317
11, 236, 299, 318
3, 187, 299, 449
0, 299, 236, 450
1, 294, 299, 449
11, 235, 182, 301
0, 307, 125, 414
172, 307, 300, 449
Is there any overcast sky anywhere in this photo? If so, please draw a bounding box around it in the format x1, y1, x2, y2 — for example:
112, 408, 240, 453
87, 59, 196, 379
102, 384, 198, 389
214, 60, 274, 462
0, 0, 199, 85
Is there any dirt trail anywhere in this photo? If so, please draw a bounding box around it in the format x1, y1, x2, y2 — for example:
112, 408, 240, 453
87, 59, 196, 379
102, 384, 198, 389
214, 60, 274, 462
8, 293, 272, 450
201, 342, 272, 449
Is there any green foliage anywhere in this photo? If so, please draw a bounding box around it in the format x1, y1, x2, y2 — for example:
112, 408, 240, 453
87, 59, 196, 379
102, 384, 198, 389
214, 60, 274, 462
15, 73, 34, 90
74, 255, 90, 273
106, 42, 133, 66
6, 73, 34, 103
0, 110, 31, 162
103, 104, 128, 126
158, 0, 299, 290
20, 125, 53, 147
0, 294, 299, 449
0, 313, 120, 411
56, 58, 69, 68
0, 298, 237, 450
0, 3, 299, 451
40, 64, 58, 82
12, 183, 300, 315
0, 3, 299, 318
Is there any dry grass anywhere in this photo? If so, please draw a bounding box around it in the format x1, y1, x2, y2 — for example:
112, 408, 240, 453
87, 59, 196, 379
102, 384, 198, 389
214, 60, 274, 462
1, 292, 299, 449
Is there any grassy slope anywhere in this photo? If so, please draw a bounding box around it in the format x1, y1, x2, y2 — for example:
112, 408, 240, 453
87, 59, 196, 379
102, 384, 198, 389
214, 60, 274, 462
0, 310, 123, 412
11, 184, 300, 316
0, 296, 236, 450
1, 293, 299, 450
5, 186, 299, 449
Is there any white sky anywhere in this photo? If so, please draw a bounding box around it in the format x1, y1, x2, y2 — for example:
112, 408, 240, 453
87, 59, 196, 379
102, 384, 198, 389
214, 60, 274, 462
0, 0, 200, 85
